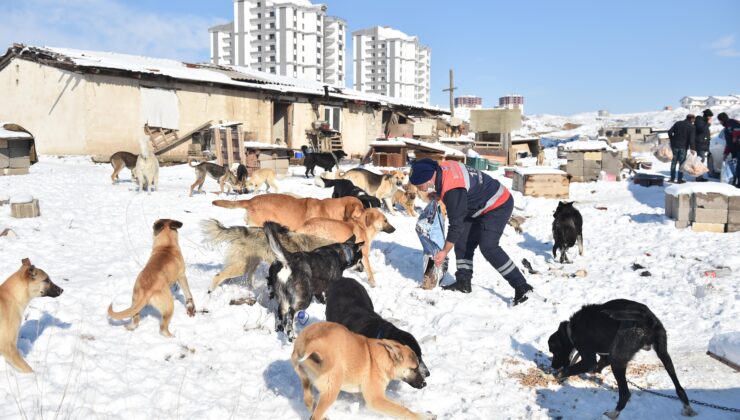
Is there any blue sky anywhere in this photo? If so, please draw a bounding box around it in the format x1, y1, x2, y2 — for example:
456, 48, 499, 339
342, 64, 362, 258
1, 0, 738, 114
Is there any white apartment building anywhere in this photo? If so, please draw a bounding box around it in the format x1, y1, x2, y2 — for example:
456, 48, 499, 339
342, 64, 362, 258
352, 26, 431, 105
209, 0, 346, 86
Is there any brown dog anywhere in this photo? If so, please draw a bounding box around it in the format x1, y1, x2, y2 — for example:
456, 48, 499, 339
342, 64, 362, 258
339, 168, 406, 214
110, 151, 138, 184
292, 322, 434, 420
393, 184, 419, 216
295, 208, 395, 287
245, 168, 279, 193
212, 194, 364, 231
107, 219, 195, 337
0, 258, 63, 373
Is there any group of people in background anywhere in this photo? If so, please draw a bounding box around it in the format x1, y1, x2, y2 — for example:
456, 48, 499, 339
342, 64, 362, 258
668, 109, 739, 186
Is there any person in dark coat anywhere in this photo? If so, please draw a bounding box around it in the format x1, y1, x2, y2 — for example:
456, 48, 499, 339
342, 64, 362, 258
718, 112, 740, 187
667, 114, 696, 183
408, 158, 536, 305
693, 109, 713, 181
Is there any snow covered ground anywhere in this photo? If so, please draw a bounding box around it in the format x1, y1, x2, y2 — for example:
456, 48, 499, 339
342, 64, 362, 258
0, 156, 738, 419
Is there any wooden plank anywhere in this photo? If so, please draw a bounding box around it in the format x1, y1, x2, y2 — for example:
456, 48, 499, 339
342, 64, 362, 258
225, 128, 234, 168
238, 129, 246, 164
214, 128, 223, 166
707, 351, 740, 372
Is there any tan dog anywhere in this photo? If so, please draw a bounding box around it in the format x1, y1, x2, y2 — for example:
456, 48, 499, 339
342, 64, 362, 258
212, 194, 364, 231
393, 184, 419, 216
0, 258, 63, 373
107, 219, 194, 336
292, 322, 434, 420
339, 168, 406, 214
246, 168, 279, 193
132, 137, 159, 193
189, 161, 245, 196
294, 208, 395, 287
110, 151, 138, 184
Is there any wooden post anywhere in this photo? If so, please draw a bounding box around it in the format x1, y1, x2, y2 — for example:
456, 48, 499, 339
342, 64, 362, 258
238, 128, 246, 164
225, 128, 235, 168
442, 69, 457, 117
213, 127, 223, 165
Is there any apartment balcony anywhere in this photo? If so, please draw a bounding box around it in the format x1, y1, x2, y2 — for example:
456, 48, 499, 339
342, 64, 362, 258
324, 25, 336, 35
324, 44, 336, 54
324, 56, 335, 66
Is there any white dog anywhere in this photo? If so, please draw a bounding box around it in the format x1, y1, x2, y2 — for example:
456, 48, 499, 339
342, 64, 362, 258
133, 136, 159, 193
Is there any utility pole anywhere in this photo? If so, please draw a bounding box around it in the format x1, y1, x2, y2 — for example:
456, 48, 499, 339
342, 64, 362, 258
442, 68, 457, 117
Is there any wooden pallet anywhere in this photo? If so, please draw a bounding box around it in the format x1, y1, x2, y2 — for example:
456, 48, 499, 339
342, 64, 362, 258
148, 121, 214, 156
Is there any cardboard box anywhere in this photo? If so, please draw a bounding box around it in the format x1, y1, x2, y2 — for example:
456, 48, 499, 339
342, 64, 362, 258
693, 208, 728, 224
584, 151, 602, 160
691, 222, 726, 233
692, 193, 729, 210
9, 157, 30, 168
728, 210, 740, 224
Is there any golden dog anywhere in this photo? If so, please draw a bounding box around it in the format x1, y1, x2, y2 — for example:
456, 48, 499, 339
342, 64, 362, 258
339, 168, 406, 214
107, 219, 194, 337
212, 194, 364, 231
393, 184, 419, 216
246, 168, 279, 193
294, 208, 395, 287
0, 258, 63, 373
292, 322, 434, 420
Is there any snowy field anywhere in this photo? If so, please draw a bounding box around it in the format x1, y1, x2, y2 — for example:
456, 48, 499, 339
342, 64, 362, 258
0, 156, 738, 419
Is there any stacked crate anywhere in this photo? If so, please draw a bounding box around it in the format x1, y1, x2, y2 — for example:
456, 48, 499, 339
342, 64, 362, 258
665, 191, 740, 232
0, 139, 31, 176
564, 150, 623, 182
512, 168, 570, 198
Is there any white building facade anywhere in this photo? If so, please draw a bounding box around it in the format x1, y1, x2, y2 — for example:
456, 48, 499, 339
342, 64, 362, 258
209, 0, 346, 86
680, 96, 709, 110
352, 26, 431, 105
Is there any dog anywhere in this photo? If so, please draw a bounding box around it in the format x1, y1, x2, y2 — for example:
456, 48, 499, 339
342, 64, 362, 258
264, 222, 363, 340
107, 219, 195, 336
548, 299, 696, 419
133, 137, 159, 193
326, 277, 430, 378
110, 151, 138, 184
0, 258, 63, 373
189, 161, 245, 196
200, 218, 335, 291
245, 168, 279, 193
316, 176, 382, 209
339, 168, 406, 214
294, 208, 395, 287
552, 201, 583, 263
393, 184, 419, 216
301, 145, 347, 178
292, 322, 434, 420
212, 194, 364, 231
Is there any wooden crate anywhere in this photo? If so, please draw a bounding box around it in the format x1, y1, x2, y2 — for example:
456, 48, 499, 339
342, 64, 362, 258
11, 199, 40, 218
512, 170, 569, 198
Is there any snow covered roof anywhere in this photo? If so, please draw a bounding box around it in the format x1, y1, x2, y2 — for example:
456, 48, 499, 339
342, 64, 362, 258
709, 96, 739, 101
682, 96, 709, 101
398, 138, 464, 157
243, 141, 288, 149
370, 140, 407, 147
0, 44, 445, 114
560, 140, 612, 151
514, 167, 566, 175
0, 122, 33, 139
376, 26, 415, 41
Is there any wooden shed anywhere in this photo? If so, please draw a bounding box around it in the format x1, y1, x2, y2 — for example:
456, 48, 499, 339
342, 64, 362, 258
512, 167, 570, 198
244, 141, 291, 175
369, 139, 408, 167
1, 123, 37, 176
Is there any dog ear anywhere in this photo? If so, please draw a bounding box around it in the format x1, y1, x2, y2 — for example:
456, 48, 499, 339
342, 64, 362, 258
380, 340, 405, 364
22, 258, 31, 266
346, 234, 357, 244
169, 220, 183, 230
354, 241, 365, 248
153, 219, 166, 235
346, 204, 363, 221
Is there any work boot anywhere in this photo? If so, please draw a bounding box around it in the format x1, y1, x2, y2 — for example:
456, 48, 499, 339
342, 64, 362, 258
442, 277, 471, 293
668, 178, 675, 183
513, 284, 534, 306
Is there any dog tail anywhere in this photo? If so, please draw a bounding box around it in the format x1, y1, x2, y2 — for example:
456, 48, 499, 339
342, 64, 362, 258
263, 221, 289, 265
212, 199, 250, 209
301, 145, 308, 154
315, 175, 335, 188
297, 351, 323, 366
189, 159, 200, 167
200, 218, 250, 246
107, 295, 148, 320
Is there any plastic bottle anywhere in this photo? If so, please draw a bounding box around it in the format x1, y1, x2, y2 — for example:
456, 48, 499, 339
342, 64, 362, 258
296, 310, 309, 325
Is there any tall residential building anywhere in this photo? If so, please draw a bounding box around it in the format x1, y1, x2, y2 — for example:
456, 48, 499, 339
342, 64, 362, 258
499, 94, 524, 113
352, 26, 431, 105
208, 0, 346, 86
454, 95, 482, 108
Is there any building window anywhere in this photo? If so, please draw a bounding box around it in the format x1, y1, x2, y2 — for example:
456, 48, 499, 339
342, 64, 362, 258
257, 35, 262, 40
270, 67, 276, 73
324, 106, 341, 131
635, 128, 642, 134
257, 46, 262, 52
257, 13, 261, 18
257, 24, 261, 30
293, 54, 297, 61
257, 2, 261, 6
270, 55, 275, 61
270, 11, 275, 17
257, 57, 262, 62
269, 34, 275, 40
317, 47, 321, 53
270, 22, 275, 29
339, 75, 343, 81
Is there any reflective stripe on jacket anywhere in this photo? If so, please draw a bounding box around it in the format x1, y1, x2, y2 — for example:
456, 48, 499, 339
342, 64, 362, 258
438, 160, 510, 217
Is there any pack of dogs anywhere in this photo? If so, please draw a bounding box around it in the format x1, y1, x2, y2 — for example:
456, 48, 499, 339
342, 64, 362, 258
2, 151, 700, 419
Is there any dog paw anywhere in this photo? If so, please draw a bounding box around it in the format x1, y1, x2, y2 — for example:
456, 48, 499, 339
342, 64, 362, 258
681, 406, 697, 417
603, 409, 620, 419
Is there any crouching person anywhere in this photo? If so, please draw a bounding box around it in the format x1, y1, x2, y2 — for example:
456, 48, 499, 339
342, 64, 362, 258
408, 159, 536, 305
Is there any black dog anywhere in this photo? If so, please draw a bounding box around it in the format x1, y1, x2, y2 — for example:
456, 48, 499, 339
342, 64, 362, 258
264, 222, 363, 341
301, 145, 347, 178
318, 177, 382, 209
548, 299, 695, 419
552, 201, 583, 263
326, 277, 430, 379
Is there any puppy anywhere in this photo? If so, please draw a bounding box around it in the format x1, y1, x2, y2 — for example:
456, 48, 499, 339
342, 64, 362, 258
0, 258, 63, 373
301, 145, 347, 178
548, 299, 695, 419
317, 176, 382, 209
108, 219, 195, 337
110, 151, 138, 184
393, 184, 418, 216
552, 201, 583, 263
245, 168, 279, 193
339, 168, 406, 214
133, 137, 159, 193
326, 277, 430, 378
264, 222, 362, 340
189, 161, 244, 196
292, 322, 434, 420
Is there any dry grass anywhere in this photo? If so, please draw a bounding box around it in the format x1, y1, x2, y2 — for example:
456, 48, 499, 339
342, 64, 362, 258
511, 367, 559, 388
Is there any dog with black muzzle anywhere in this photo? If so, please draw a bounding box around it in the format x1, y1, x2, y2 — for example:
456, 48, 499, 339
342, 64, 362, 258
264, 222, 363, 341
326, 277, 430, 379
0, 258, 63, 373
552, 201, 583, 263
548, 299, 696, 419
292, 322, 435, 420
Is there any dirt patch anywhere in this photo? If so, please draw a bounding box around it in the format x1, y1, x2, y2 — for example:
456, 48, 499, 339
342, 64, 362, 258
627, 363, 660, 376
511, 367, 559, 388
562, 123, 582, 130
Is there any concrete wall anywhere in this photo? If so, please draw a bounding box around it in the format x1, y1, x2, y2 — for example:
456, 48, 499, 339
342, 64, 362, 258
290, 102, 317, 149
